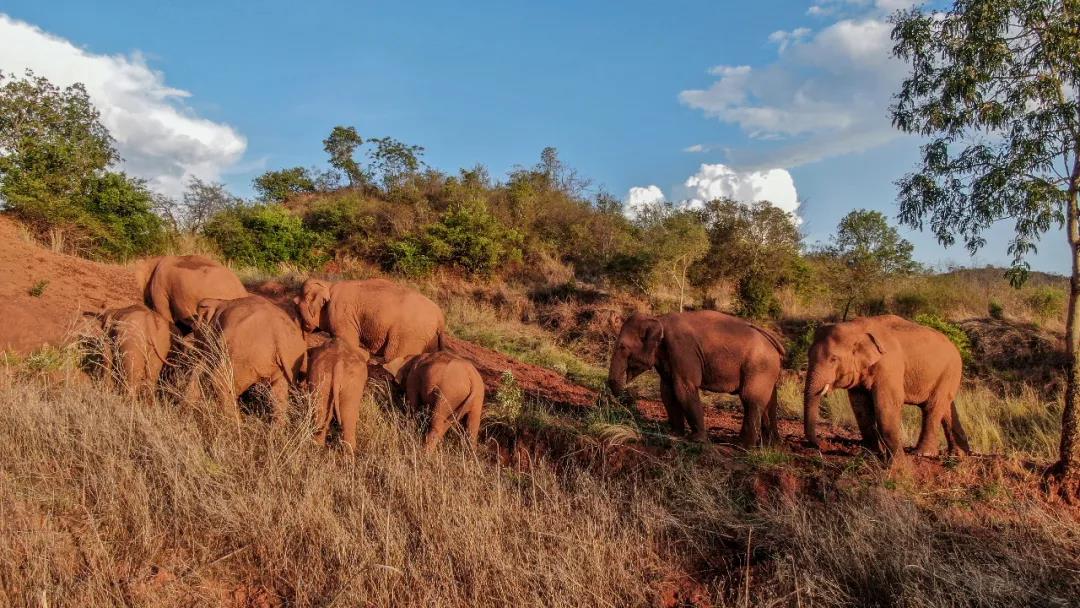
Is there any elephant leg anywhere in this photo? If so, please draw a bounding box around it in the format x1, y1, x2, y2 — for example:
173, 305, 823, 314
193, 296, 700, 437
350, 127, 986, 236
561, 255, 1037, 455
465, 397, 483, 447
761, 385, 781, 446
674, 382, 708, 443
871, 386, 906, 464
911, 401, 946, 453
737, 390, 766, 449
268, 375, 290, 427
312, 390, 332, 446
423, 396, 454, 452
659, 379, 687, 437
848, 388, 882, 453
338, 394, 360, 452
942, 401, 971, 456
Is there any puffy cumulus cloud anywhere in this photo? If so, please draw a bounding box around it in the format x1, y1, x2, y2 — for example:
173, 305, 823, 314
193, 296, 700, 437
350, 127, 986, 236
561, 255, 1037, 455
682, 164, 799, 215
0, 14, 246, 196
623, 185, 666, 217
678, 5, 911, 168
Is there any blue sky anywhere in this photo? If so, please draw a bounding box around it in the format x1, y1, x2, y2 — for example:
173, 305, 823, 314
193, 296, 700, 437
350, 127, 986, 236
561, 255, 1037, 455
0, 0, 1068, 273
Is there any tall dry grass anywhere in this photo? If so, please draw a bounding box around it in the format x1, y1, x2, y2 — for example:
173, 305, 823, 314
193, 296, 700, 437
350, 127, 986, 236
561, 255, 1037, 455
1, 357, 1077, 607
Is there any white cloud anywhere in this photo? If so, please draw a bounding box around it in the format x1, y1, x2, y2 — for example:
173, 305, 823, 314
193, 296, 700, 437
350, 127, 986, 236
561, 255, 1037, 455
682, 164, 799, 215
683, 144, 707, 153
678, 7, 909, 168
623, 185, 666, 217
768, 27, 810, 51
0, 14, 246, 197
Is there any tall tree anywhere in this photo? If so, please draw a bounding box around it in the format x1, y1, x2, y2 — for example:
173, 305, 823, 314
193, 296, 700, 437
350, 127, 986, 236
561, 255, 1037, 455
252, 167, 317, 203
825, 209, 919, 320
635, 202, 709, 311
367, 136, 424, 192
690, 198, 802, 319
323, 126, 365, 187
891, 0, 1080, 497
0, 69, 117, 223
176, 176, 241, 233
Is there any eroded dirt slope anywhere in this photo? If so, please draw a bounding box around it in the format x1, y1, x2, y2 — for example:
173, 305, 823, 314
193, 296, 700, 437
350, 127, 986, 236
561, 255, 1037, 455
0, 217, 138, 354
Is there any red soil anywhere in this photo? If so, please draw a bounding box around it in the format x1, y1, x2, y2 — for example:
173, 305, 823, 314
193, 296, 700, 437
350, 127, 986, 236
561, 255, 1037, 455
0, 216, 138, 354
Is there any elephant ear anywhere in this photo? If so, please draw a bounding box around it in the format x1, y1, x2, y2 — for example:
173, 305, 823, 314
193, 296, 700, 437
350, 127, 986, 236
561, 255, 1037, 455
855, 331, 886, 369
303, 279, 332, 305
194, 298, 224, 325
81, 309, 108, 331
641, 318, 665, 359
132, 257, 160, 303
382, 355, 416, 384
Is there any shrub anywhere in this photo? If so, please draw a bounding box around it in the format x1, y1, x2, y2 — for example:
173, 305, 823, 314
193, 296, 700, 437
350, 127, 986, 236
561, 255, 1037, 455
915, 313, 972, 363
787, 321, 819, 371
386, 201, 523, 275
252, 167, 318, 202
203, 204, 326, 271
737, 274, 782, 320
1025, 286, 1065, 321
989, 300, 1005, 319
893, 290, 934, 317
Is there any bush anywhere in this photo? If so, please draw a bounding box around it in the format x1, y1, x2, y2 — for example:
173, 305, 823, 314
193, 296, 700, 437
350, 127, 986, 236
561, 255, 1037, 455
915, 313, 972, 363
252, 167, 318, 202
203, 204, 326, 271
989, 300, 1005, 319
1025, 286, 1065, 321
893, 290, 935, 317
3, 170, 164, 260
737, 274, 782, 320
386, 201, 523, 275
787, 321, 819, 371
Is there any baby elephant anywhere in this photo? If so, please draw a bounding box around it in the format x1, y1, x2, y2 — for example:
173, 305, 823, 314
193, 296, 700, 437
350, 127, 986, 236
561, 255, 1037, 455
307, 339, 370, 451
383, 352, 485, 451
85, 304, 174, 397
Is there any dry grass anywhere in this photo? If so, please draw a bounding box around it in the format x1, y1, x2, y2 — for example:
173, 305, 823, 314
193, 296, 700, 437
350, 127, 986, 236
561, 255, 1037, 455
0, 351, 1077, 607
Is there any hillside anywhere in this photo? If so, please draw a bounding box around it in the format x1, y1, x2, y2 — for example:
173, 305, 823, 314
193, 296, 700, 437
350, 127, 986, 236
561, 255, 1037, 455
0, 216, 138, 354
0, 217, 1078, 607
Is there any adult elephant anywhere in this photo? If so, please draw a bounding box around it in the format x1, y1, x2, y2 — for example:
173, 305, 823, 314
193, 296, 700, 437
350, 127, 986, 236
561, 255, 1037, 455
803, 314, 969, 462
608, 311, 786, 448
187, 296, 307, 424
134, 255, 248, 332
294, 278, 445, 361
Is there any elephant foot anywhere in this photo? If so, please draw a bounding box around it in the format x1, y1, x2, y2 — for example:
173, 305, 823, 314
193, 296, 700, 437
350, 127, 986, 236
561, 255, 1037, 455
687, 431, 709, 443
914, 445, 940, 458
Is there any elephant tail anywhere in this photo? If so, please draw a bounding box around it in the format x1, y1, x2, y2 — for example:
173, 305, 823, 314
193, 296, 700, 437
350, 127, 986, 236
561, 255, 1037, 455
750, 323, 787, 358
330, 358, 345, 426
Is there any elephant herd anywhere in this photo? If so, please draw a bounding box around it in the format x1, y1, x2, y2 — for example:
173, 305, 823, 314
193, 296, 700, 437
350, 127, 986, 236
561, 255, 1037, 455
85, 255, 485, 451
608, 310, 970, 464
86, 254, 971, 463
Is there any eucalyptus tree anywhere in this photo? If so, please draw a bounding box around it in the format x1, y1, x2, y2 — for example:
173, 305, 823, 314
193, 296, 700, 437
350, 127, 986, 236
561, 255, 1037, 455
891, 0, 1080, 496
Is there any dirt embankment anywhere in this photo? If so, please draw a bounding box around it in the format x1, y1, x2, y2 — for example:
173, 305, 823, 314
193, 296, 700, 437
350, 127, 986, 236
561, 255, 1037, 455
0, 217, 138, 354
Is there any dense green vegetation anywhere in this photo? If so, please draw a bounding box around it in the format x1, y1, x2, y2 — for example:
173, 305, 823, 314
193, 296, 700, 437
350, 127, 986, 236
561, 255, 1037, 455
0, 70, 165, 259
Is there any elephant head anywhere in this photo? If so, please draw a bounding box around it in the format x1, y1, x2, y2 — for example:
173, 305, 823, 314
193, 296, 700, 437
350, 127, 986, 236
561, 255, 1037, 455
803, 323, 886, 447
295, 279, 332, 333
382, 354, 418, 385
607, 313, 664, 395
194, 298, 227, 326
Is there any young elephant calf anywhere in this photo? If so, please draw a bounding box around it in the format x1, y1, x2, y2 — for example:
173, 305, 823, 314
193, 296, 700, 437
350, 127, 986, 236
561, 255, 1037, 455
85, 304, 174, 397
306, 338, 370, 451
383, 351, 485, 451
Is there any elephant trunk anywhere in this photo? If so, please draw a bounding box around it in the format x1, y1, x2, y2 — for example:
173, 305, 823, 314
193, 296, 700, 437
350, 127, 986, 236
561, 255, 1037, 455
608, 351, 628, 396
803, 368, 831, 448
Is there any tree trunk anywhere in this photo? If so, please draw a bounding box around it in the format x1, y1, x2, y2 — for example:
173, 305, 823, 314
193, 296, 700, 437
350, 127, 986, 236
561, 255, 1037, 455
1049, 184, 1080, 501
